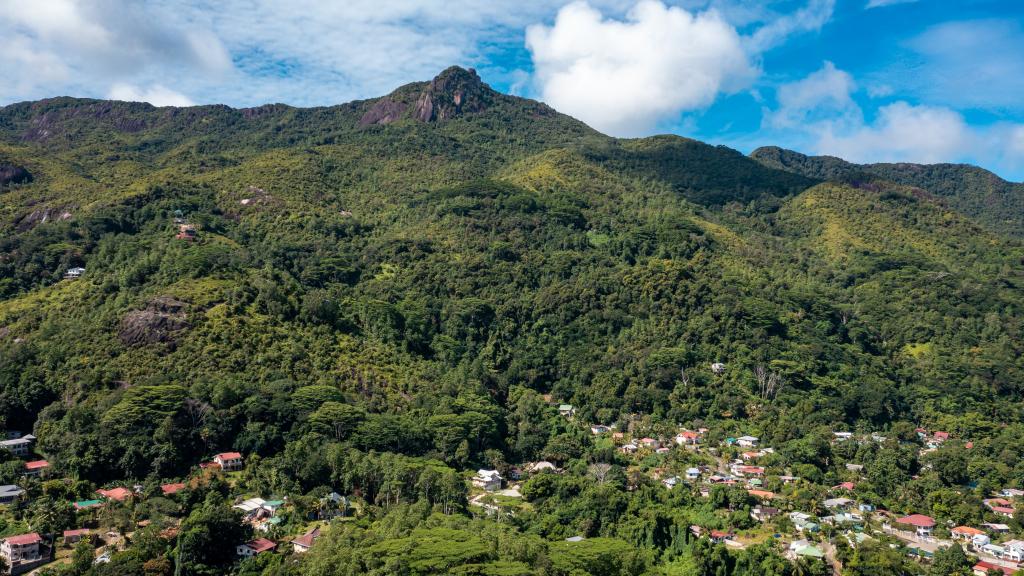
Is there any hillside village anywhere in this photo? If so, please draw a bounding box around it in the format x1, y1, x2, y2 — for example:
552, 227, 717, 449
1, 392, 1022, 576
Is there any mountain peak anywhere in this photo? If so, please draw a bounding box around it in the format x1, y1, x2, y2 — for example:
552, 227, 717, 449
359, 65, 494, 127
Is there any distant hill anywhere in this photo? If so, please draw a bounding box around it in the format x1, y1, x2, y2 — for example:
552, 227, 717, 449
751, 145, 1024, 237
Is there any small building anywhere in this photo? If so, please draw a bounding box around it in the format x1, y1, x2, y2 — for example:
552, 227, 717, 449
972, 534, 992, 548
1, 533, 43, 567
236, 538, 276, 557
0, 485, 26, 505
292, 527, 320, 554
779, 475, 800, 484
590, 425, 611, 435
675, 430, 701, 445
639, 438, 660, 450
832, 481, 856, 491
736, 436, 759, 448
97, 487, 133, 502
0, 437, 32, 457
63, 529, 91, 545
662, 476, 681, 489
23, 460, 49, 478
64, 267, 86, 279
558, 404, 575, 418
685, 467, 701, 480
751, 506, 779, 522
73, 499, 102, 510
620, 443, 638, 454
176, 223, 198, 241
472, 469, 502, 492
748, 489, 776, 501
1001, 488, 1024, 499
973, 562, 1016, 576
213, 452, 244, 472
823, 497, 854, 510
833, 431, 854, 442
791, 540, 825, 559
710, 362, 726, 374
709, 530, 732, 543
895, 514, 936, 537
983, 522, 1011, 534
161, 483, 187, 496
527, 461, 558, 474
845, 463, 865, 473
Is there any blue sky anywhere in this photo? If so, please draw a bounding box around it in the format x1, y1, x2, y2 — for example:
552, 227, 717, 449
1, 0, 1023, 180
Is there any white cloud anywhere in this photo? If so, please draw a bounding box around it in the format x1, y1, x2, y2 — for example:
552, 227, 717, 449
108, 84, 195, 107
763, 64, 1024, 178
818, 102, 970, 164
767, 61, 859, 130
524, 0, 836, 136
0, 0, 231, 104
865, 0, 917, 8
526, 1, 755, 136
746, 0, 834, 53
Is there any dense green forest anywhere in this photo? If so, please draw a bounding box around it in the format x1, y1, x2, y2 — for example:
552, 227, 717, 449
0, 66, 1022, 576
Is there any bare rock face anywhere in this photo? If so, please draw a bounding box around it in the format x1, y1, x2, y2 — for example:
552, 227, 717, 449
15, 206, 73, 231
0, 164, 32, 187
359, 66, 493, 127
118, 296, 189, 348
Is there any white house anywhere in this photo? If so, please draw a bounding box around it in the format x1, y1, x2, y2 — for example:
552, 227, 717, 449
833, 432, 854, 441
0, 437, 32, 457
686, 467, 701, 480
1, 533, 43, 567
590, 425, 611, 435
662, 476, 681, 489
213, 452, 244, 471
473, 469, 502, 492
558, 404, 575, 417
236, 538, 276, 557
64, 267, 86, 279
710, 362, 726, 374
736, 436, 759, 448
0, 485, 25, 505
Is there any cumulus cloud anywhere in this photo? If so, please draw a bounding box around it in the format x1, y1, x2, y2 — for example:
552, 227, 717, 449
818, 102, 971, 164
526, 1, 755, 135
108, 84, 195, 107
0, 0, 230, 105
764, 64, 1024, 178
767, 61, 859, 130
525, 0, 835, 136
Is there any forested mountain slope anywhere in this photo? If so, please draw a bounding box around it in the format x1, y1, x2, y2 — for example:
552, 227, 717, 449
0, 67, 1022, 576
751, 145, 1024, 237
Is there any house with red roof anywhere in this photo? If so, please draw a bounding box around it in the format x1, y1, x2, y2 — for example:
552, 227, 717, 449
985, 498, 1016, 518
832, 481, 856, 491
213, 452, 244, 472
895, 514, 936, 537
236, 538, 276, 557
292, 527, 321, 553
63, 528, 92, 545
1, 532, 43, 566
97, 487, 134, 502
161, 483, 187, 496
23, 460, 49, 478
974, 561, 1016, 576
709, 530, 733, 543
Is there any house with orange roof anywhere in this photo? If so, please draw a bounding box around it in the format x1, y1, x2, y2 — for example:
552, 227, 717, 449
23, 460, 49, 478
161, 483, 187, 496
97, 487, 134, 502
